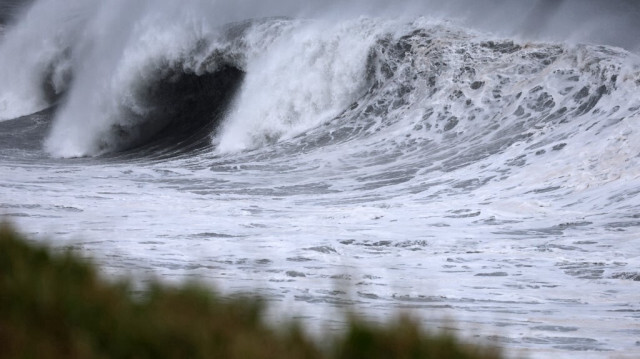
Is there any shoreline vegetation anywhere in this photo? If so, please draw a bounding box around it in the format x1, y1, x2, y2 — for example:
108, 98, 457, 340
0, 223, 504, 359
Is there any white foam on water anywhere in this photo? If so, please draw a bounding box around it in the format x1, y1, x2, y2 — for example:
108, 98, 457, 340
214, 18, 388, 153
0, 0, 87, 120
1, 1, 640, 358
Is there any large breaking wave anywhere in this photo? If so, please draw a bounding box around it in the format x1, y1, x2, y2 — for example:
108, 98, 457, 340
0, 0, 639, 159
0, 0, 639, 214
2, 2, 640, 356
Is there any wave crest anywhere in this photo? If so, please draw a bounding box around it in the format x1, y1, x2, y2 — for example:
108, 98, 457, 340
43, 12, 261, 157
1, 0, 639, 161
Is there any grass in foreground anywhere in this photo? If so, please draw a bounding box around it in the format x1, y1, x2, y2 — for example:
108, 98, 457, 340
0, 224, 503, 359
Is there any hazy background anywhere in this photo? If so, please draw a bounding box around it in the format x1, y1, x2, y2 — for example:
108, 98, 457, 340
1, 0, 639, 50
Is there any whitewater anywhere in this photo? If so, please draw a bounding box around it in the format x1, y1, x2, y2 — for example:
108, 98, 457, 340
1, 0, 639, 357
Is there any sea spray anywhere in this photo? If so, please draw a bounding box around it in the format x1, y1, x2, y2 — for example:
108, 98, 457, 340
214, 18, 385, 153
1, 1, 640, 358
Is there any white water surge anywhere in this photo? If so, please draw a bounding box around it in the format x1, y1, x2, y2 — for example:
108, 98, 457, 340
1, 1, 639, 358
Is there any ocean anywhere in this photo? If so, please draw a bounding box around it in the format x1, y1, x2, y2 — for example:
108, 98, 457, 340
1, 1, 639, 357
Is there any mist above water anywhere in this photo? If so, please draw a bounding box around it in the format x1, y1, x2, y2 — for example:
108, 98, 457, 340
1, 0, 639, 155
2, 0, 639, 47
1, 1, 640, 357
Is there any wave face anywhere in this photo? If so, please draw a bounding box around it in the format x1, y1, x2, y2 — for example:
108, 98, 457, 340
1, 1, 640, 358
1, 0, 639, 157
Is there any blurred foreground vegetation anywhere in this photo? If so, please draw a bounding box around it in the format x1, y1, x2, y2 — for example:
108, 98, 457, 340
0, 224, 504, 359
